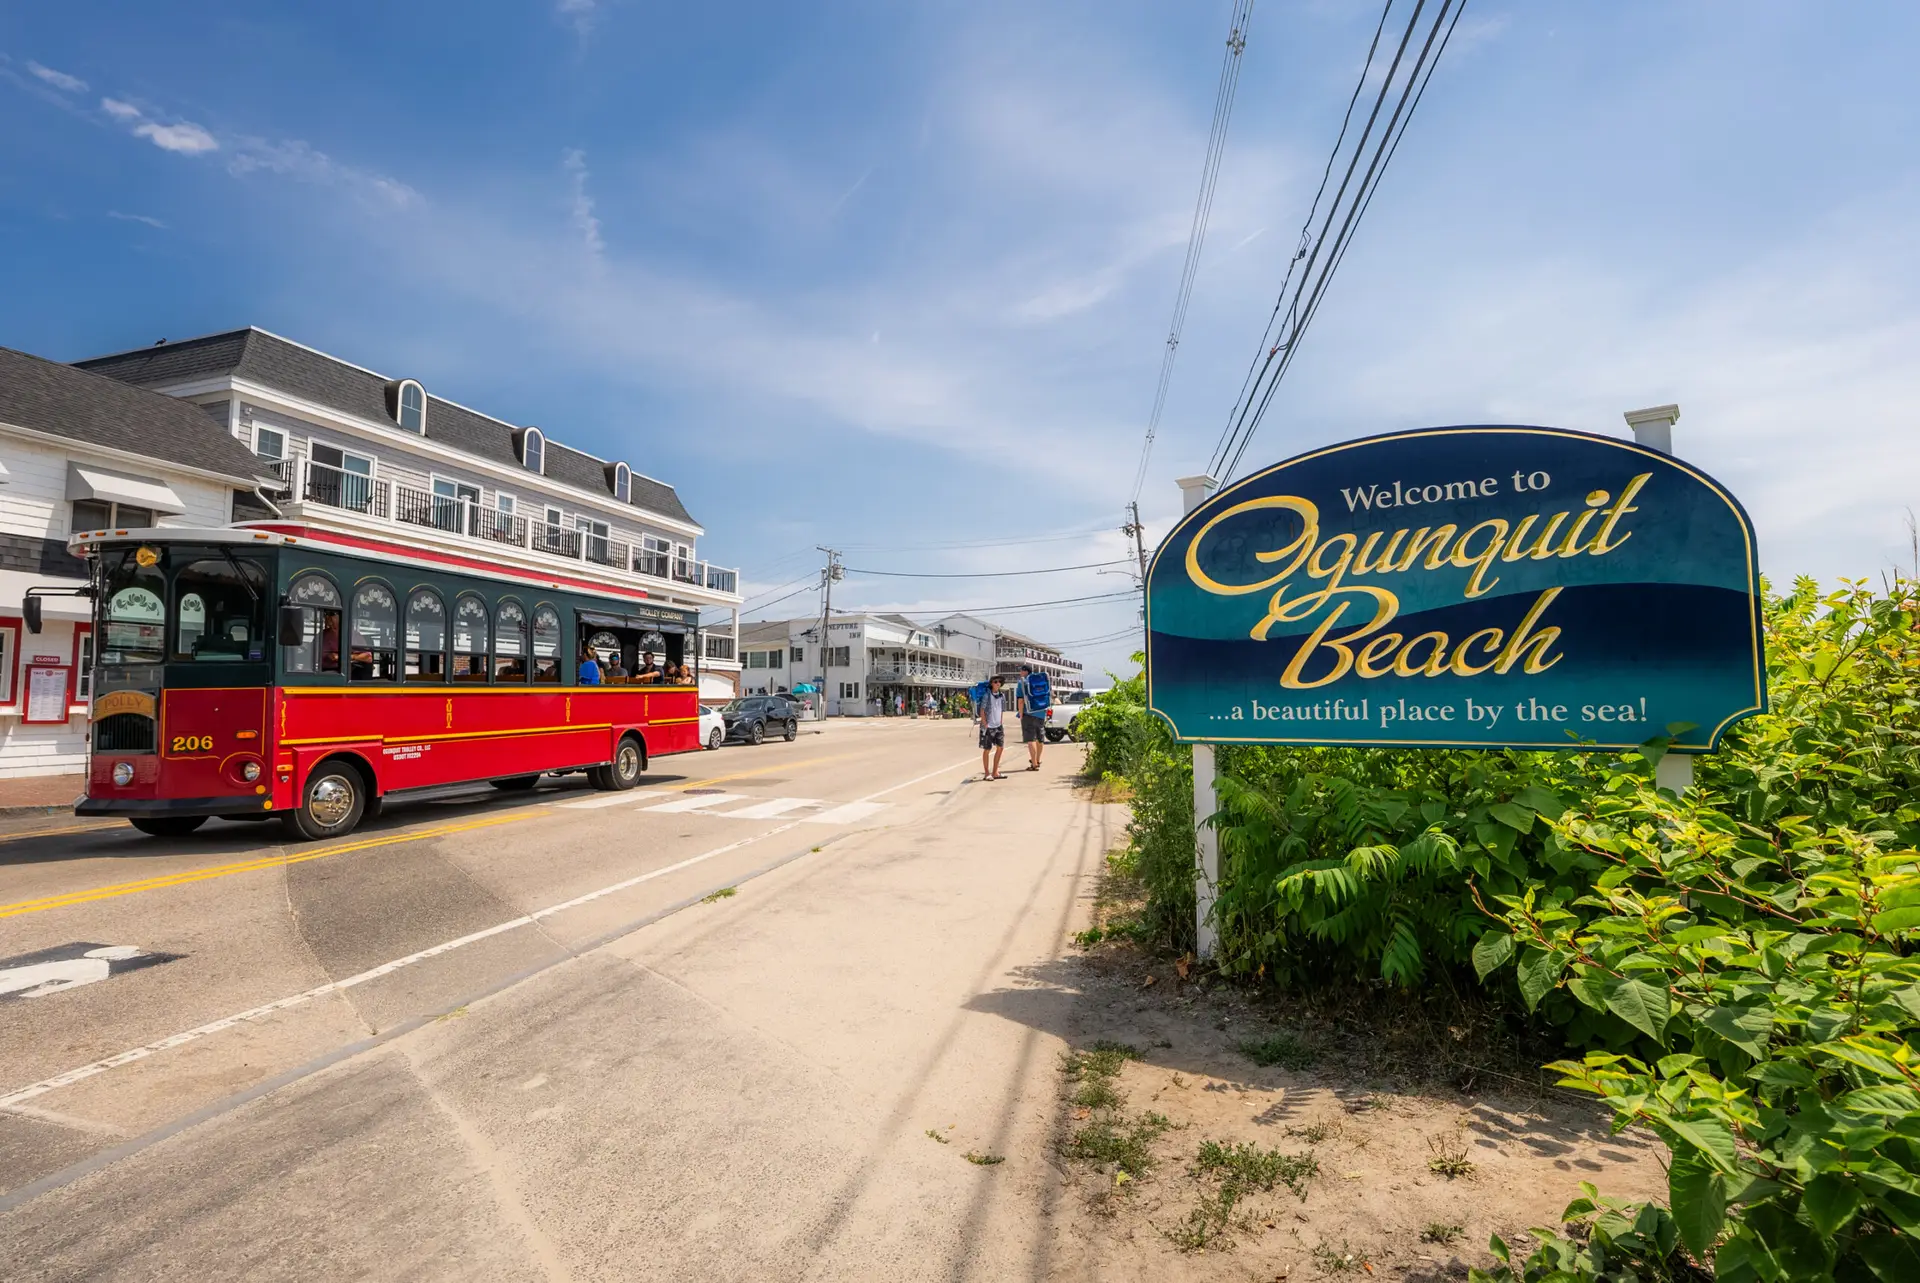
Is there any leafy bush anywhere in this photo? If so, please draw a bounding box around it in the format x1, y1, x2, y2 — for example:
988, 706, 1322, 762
1102, 575, 1919, 1274
1475, 578, 1920, 1278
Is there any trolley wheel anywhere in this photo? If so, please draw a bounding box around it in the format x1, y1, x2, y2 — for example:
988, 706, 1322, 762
783, 718, 797, 742
606, 734, 646, 789
706, 727, 723, 751
490, 775, 542, 790
130, 816, 207, 838
282, 759, 367, 842
748, 721, 765, 746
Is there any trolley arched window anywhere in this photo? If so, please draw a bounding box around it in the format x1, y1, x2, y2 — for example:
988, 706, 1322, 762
451, 592, 490, 682
531, 604, 561, 684
405, 588, 447, 682
284, 574, 343, 676
350, 581, 399, 681
493, 598, 529, 682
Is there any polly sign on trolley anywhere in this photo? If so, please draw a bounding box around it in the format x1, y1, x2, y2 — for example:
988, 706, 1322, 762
1144, 425, 1766, 753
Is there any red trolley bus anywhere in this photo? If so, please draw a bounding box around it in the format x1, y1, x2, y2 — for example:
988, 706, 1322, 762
43, 525, 704, 840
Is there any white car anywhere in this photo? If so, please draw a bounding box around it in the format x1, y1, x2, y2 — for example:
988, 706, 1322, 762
699, 705, 727, 750
1044, 689, 1106, 742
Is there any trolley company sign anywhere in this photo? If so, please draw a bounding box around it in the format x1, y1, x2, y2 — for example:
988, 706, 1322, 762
1145, 426, 1766, 752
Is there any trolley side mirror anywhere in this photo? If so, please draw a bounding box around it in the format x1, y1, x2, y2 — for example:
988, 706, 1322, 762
22, 596, 41, 635
277, 605, 306, 647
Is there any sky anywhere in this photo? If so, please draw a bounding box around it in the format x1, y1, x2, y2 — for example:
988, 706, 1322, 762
3, 1, 1916, 681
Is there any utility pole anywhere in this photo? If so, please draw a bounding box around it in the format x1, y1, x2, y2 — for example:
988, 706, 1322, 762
1176, 475, 1220, 960
816, 546, 842, 712
1122, 503, 1149, 582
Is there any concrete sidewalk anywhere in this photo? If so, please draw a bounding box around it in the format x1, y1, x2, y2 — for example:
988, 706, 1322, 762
2, 755, 1119, 1281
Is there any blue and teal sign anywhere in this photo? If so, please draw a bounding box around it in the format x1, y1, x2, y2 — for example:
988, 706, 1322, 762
1145, 426, 1765, 752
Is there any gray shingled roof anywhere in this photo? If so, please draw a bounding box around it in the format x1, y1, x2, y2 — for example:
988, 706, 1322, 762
76, 328, 697, 527
0, 345, 268, 482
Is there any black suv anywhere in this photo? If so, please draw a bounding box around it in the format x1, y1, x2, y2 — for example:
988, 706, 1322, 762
721, 695, 799, 745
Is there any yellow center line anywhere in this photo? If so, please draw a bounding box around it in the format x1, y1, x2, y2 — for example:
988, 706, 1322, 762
661, 751, 862, 793
0, 812, 531, 919
0, 821, 123, 847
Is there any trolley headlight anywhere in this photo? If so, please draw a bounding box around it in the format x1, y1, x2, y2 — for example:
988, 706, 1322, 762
111, 761, 135, 787
241, 761, 262, 782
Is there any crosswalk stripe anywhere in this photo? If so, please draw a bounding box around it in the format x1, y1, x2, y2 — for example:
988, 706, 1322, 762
801, 801, 890, 825
715, 797, 820, 819
561, 792, 661, 810
641, 793, 750, 813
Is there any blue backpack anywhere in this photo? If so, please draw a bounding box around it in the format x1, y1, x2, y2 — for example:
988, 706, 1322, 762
1023, 670, 1051, 712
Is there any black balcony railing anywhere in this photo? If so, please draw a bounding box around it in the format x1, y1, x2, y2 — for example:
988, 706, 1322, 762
303, 461, 387, 516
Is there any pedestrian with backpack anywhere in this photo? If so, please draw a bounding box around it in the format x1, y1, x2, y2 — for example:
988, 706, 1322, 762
1016, 663, 1051, 771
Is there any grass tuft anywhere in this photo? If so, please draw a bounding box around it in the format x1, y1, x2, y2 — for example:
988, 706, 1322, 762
1421, 1222, 1463, 1245
963, 1151, 1004, 1166
1426, 1124, 1476, 1179
1193, 1139, 1319, 1200
700, 887, 737, 903
1062, 1111, 1171, 1177
925, 1129, 948, 1145
1238, 1031, 1315, 1071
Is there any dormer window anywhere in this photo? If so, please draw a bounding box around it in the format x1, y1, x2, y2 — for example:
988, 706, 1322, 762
609, 461, 631, 503
384, 379, 427, 433
519, 426, 545, 474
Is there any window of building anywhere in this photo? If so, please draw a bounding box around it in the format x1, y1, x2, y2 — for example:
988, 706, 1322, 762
0, 628, 12, 704
790, 645, 805, 664
747, 650, 766, 669
350, 582, 399, 680
767, 648, 783, 669
613, 462, 631, 503
253, 424, 286, 461
494, 599, 528, 682
521, 427, 545, 474
451, 593, 489, 682
72, 499, 157, 533
308, 442, 375, 512
495, 493, 516, 515
825, 646, 850, 667
840, 682, 860, 700
531, 605, 561, 683
575, 515, 610, 564
283, 574, 343, 675
397, 381, 426, 433
405, 589, 446, 681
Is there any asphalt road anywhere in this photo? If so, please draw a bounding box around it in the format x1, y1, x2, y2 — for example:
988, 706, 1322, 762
0, 719, 980, 1195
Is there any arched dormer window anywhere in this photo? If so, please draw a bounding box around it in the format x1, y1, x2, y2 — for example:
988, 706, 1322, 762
384, 379, 427, 433
518, 426, 545, 474
607, 461, 631, 503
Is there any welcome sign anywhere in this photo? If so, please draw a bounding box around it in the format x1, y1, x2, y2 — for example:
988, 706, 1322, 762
1145, 426, 1765, 752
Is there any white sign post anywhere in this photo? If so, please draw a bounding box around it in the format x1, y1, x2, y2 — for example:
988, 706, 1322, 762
1176, 474, 1221, 959
1623, 403, 1693, 797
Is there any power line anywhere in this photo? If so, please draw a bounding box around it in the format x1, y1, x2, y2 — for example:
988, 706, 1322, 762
740, 581, 819, 618
842, 559, 1133, 579
1129, 0, 1253, 506
836, 523, 1116, 553
852, 589, 1138, 617
1209, 0, 1466, 481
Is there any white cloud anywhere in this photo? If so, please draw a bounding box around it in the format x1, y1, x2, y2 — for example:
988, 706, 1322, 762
228, 137, 418, 209
106, 210, 167, 229
28, 61, 86, 93
100, 97, 218, 154
562, 148, 605, 260
555, 0, 598, 37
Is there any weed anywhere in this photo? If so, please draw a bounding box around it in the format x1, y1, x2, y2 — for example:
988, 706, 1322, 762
1289, 1117, 1341, 1145
1312, 1240, 1365, 1273
700, 887, 737, 903
1239, 1031, 1315, 1071
1062, 1111, 1171, 1177
1426, 1124, 1476, 1179
1194, 1139, 1318, 1200
964, 1151, 1004, 1166
1059, 1042, 1139, 1083
925, 1129, 948, 1145
1163, 1184, 1243, 1252
1072, 1078, 1124, 1111
1421, 1222, 1463, 1245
